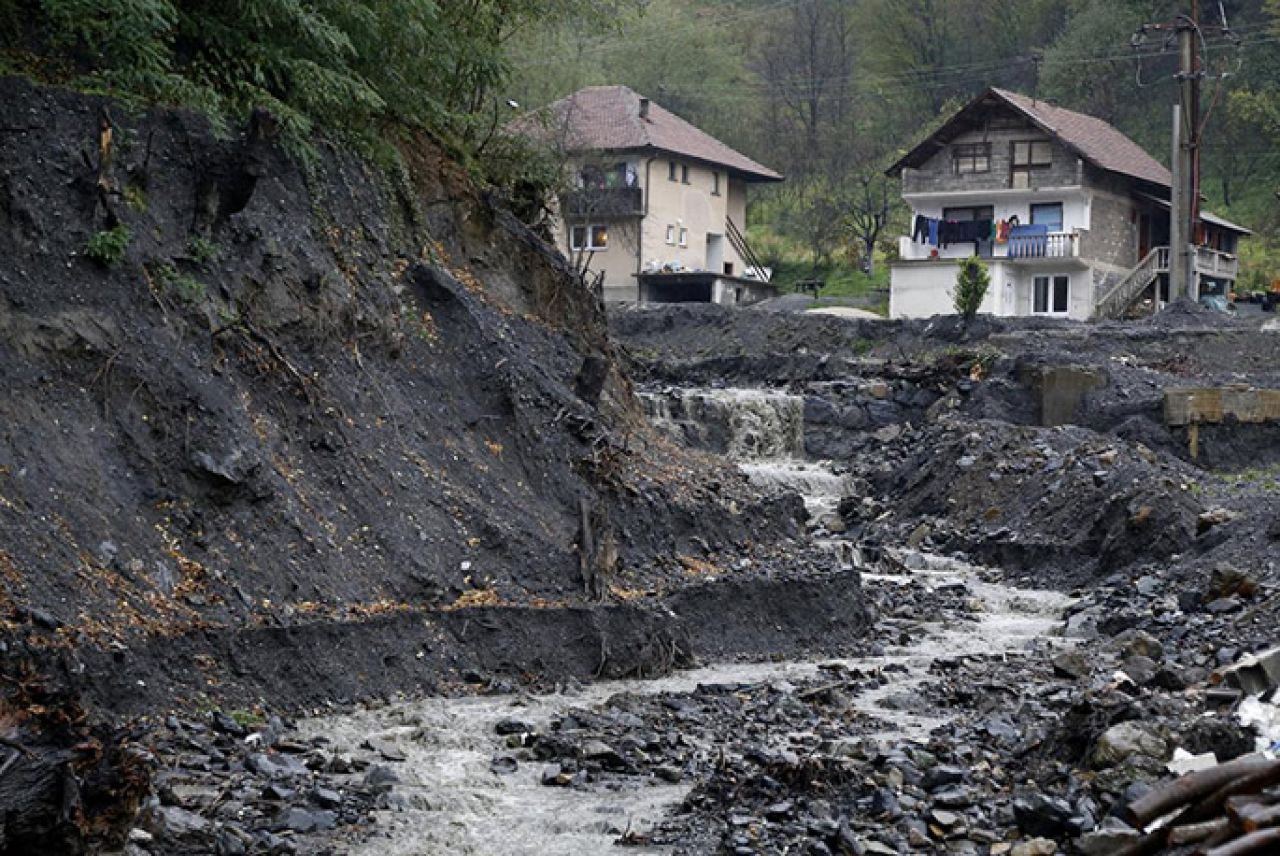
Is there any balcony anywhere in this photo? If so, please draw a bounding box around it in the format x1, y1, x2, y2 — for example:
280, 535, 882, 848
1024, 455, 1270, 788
560, 186, 643, 219
897, 230, 1080, 262
1006, 231, 1079, 260
1195, 246, 1239, 280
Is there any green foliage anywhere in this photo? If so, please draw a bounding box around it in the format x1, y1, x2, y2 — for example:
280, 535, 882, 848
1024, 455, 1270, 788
952, 256, 990, 322
156, 263, 206, 304
84, 225, 131, 267
124, 183, 147, 211
2, 0, 626, 158
187, 236, 218, 264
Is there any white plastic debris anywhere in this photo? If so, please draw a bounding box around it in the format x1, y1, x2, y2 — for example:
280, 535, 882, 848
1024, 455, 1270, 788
1237, 694, 1280, 753
1166, 747, 1218, 775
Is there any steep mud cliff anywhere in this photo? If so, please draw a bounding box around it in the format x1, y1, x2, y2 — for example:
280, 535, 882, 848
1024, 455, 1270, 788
0, 77, 874, 849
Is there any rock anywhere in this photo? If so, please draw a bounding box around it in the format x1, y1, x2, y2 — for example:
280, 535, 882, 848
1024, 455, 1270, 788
494, 717, 535, 736
1115, 629, 1164, 662
1051, 649, 1091, 680
1206, 596, 1242, 614
1013, 793, 1075, 837
212, 711, 248, 737
310, 787, 342, 809
276, 807, 336, 834
1011, 838, 1057, 856
1207, 564, 1257, 600
149, 805, 211, 840
363, 736, 407, 762
1076, 820, 1140, 855
1120, 655, 1158, 686
1091, 721, 1168, 769
489, 754, 518, 775
922, 764, 967, 791
579, 739, 622, 765
1197, 508, 1238, 534
246, 752, 308, 778
362, 765, 400, 791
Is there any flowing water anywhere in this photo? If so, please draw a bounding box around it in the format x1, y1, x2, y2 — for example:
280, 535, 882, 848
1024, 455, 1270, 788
299, 387, 1073, 855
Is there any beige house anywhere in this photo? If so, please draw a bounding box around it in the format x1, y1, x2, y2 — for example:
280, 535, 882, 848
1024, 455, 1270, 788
886, 89, 1249, 320
532, 86, 782, 305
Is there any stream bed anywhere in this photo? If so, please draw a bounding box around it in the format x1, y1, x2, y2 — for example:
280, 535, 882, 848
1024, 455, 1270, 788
299, 387, 1074, 855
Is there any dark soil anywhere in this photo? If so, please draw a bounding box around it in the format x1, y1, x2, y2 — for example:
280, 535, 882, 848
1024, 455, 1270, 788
0, 77, 871, 851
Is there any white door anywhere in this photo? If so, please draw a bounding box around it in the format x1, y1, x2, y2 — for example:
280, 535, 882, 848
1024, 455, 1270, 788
706, 233, 725, 274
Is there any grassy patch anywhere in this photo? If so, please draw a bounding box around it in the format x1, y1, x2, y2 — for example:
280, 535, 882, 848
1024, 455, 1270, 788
84, 225, 131, 267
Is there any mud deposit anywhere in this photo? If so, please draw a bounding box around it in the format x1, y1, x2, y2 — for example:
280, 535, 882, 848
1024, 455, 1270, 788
291, 554, 1068, 856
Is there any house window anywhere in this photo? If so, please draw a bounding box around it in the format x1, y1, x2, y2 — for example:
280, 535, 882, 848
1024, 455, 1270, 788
942, 205, 994, 222
712, 172, 721, 195
1033, 275, 1070, 314
1030, 202, 1064, 232
678, 227, 688, 247
1011, 140, 1052, 188
952, 143, 991, 175
668, 161, 677, 182
665, 224, 675, 245
681, 164, 690, 184
570, 224, 608, 251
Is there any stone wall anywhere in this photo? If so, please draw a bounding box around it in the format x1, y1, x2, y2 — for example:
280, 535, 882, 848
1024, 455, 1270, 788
903, 124, 1081, 195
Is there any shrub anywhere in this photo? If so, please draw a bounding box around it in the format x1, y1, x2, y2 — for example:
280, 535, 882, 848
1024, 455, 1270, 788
952, 255, 990, 322
84, 225, 131, 267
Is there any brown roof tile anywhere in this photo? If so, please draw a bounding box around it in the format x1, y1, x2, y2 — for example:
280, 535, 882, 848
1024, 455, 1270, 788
889, 88, 1171, 189
531, 85, 782, 182
991, 89, 1171, 188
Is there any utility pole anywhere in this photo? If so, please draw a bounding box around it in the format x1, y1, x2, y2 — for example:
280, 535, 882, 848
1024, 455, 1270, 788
1136, 1, 1220, 305
1169, 9, 1199, 303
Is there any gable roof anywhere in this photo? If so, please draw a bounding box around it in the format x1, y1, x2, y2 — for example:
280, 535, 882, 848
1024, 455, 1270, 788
526, 85, 782, 182
887, 88, 1171, 190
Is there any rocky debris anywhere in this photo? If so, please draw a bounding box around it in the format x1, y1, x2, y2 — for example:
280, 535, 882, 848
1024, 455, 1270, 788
117, 710, 385, 854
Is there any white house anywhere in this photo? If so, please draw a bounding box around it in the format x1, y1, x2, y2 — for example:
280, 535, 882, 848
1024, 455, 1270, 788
885, 88, 1250, 320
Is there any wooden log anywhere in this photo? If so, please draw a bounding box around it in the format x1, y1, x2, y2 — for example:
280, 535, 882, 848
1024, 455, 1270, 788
1167, 817, 1230, 845
1203, 827, 1280, 856
1119, 756, 1280, 828
1182, 761, 1280, 825
1235, 801, 1280, 833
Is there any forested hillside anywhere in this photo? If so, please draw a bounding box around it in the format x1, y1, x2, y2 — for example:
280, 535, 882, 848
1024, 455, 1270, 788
507, 0, 1280, 296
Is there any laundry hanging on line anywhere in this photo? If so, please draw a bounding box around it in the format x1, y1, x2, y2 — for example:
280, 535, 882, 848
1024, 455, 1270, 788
911, 214, 995, 251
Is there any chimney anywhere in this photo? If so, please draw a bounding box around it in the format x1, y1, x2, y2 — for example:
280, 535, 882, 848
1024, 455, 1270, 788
639, 97, 650, 120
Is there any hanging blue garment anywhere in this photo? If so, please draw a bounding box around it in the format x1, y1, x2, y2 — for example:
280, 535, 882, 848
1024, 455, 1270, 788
1007, 224, 1049, 258
928, 218, 939, 247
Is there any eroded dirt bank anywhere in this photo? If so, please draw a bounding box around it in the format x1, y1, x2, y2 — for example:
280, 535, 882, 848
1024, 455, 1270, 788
0, 78, 871, 852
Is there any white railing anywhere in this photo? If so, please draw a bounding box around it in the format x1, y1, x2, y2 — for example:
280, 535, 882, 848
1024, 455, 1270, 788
1094, 246, 1169, 320
1195, 246, 1239, 279
1006, 231, 1079, 259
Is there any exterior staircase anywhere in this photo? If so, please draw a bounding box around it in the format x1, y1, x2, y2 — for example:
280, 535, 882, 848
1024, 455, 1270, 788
1092, 246, 1170, 320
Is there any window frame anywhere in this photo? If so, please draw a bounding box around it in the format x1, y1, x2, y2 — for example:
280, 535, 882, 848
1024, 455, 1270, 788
952, 142, 991, 175
1032, 274, 1070, 315
1030, 202, 1064, 233
1010, 139, 1053, 188
668, 161, 678, 182
570, 223, 609, 252
678, 226, 688, 247
711, 171, 721, 196
665, 224, 676, 245
942, 205, 994, 222
681, 164, 690, 185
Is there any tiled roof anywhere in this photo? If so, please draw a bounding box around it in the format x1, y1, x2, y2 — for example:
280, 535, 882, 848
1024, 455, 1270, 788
528, 85, 782, 182
888, 88, 1171, 189
991, 89, 1171, 188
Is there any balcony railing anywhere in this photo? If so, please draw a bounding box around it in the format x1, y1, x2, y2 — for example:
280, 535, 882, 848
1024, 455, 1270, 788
1195, 246, 1239, 280
1006, 231, 1079, 259
560, 186, 643, 219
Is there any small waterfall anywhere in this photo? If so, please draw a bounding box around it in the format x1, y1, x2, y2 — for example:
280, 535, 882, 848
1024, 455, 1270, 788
639, 388, 805, 460
639, 387, 850, 533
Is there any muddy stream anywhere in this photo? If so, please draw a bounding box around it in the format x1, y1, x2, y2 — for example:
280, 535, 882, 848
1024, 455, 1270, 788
298, 388, 1074, 855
